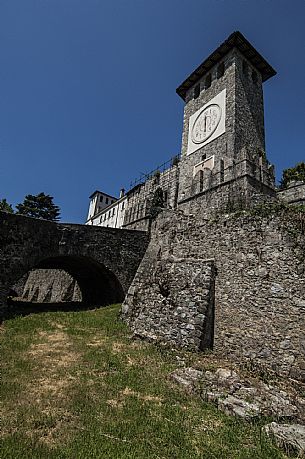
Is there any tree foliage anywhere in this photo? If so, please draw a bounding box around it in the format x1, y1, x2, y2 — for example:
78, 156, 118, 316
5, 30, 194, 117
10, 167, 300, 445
0, 199, 14, 213
16, 192, 60, 221
280, 162, 305, 189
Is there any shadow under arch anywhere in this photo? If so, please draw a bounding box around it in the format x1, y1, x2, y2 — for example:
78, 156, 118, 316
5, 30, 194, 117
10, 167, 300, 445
4, 255, 125, 320
34, 255, 125, 306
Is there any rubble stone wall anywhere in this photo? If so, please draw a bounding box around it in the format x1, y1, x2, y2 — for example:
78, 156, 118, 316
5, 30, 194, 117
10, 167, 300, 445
122, 258, 215, 349
277, 182, 305, 206
21, 269, 82, 303
122, 207, 305, 381
123, 164, 180, 231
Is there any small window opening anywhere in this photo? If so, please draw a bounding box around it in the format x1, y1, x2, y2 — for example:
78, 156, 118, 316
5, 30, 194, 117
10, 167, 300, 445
201, 154, 206, 162
205, 74, 211, 89
105, 198, 109, 204
242, 60, 248, 76
193, 84, 200, 99
220, 159, 224, 183
217, 62, 225, 79
99, 195, 103, 202
199, 170, 204, 192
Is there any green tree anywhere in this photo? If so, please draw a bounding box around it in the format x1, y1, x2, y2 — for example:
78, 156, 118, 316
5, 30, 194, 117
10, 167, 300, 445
0, 199, 14, 213
280, 162, 305, 189
16, 192, 60, 221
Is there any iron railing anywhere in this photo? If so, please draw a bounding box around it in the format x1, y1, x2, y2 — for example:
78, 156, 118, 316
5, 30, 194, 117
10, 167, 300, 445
129, 154, 181, 189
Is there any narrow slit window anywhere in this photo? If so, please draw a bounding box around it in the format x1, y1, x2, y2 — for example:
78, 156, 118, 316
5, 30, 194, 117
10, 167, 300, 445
205, 74, 211, 89
193, 84, 200, 99
242, 60, 248, 76
199, 170, 204, 192
217, 63, 225, 79
220, 159, 224, 183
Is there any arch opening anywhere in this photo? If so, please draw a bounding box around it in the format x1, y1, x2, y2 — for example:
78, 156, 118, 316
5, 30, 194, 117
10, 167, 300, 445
6, 255, 124, 316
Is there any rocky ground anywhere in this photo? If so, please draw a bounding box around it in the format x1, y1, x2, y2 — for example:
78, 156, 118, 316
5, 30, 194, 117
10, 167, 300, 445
171, 365, 305, 456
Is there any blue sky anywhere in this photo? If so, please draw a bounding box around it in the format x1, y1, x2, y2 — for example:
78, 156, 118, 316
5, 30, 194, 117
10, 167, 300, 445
1, 0, 304, 223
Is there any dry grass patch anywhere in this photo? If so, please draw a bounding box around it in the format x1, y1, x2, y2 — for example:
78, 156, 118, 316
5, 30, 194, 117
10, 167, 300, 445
2, 328, 82, 448
106, 399, 125, 409
121, 387, 164, 405
105, 386, 165, 411
86, 336, 107, 347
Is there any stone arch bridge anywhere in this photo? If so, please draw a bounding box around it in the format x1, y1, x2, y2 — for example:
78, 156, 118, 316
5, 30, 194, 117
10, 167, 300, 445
0, 212, 149, 315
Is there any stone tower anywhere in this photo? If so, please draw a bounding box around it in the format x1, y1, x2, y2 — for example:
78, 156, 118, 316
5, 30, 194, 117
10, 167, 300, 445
176, 31, 277, 214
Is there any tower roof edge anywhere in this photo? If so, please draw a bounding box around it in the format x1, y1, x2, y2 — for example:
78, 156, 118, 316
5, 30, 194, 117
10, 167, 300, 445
176, 31, 277, 101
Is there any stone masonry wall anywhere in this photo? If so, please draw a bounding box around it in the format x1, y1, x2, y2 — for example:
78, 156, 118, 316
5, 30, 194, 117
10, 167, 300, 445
122, 258, 215, 349
178, 49, 237, 204
176, 47, 275, 216
123, 163, 180, 231
21, 269, 82, 303
0, 212, 149, 312
122, 207, 305, 381
277, 181, 305, 206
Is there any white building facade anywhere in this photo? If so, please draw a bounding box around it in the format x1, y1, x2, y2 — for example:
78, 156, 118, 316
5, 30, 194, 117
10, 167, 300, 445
86, 190, 127, 229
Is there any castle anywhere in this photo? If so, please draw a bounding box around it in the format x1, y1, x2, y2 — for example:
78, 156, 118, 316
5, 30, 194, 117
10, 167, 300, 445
2, 32, 304, 383
86, 31, 304, 230
86, 31, 305, 381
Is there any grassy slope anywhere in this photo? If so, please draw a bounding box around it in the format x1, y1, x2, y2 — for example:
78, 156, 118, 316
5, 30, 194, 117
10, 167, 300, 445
0, 304, 292, 459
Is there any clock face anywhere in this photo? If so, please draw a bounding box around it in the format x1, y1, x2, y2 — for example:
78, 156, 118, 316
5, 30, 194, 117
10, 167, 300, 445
187, 89, 226, 155
191, 104, 222, 144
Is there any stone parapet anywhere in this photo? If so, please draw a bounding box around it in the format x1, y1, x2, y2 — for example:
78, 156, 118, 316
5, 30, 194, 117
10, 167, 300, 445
277, 181, 305, 206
